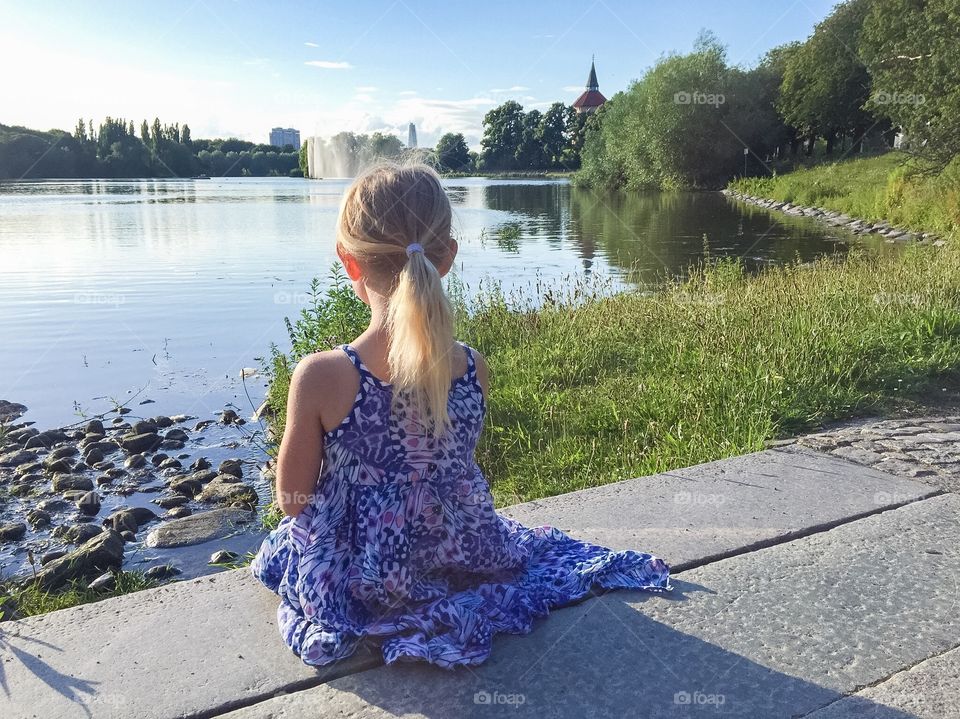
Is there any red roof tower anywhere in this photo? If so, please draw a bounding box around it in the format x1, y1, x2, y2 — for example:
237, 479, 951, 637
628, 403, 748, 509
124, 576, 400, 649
572, 57, 607, 114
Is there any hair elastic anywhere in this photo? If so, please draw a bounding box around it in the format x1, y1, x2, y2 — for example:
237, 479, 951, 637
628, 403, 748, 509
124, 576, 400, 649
405, 243, 424, 257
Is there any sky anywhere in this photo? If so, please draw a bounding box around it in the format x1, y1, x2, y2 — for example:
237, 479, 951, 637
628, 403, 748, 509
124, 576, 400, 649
0, 0, 838, 149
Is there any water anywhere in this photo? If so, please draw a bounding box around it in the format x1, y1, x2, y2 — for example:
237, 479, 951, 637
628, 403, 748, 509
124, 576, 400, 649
0, 177, 884, 581
0, 177, 884, 428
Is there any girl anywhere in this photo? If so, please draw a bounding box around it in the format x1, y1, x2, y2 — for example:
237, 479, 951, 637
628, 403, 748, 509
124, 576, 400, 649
251, 161, 670, 669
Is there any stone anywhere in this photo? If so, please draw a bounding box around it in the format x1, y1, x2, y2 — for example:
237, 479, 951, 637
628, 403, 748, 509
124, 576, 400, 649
165, 428, 189, 442
191, 456, 212, 471
48, 445, 79, 460
158, 457, 183, 470
52, 473, 94, 492
219, 459, 244, 478
220, 409, 240, 424
61, 489, 88, 502
106, 507, 158, 533
14, 461, 41, 476
85, 419, 105, 435
150, 452, 169, 466
169, 476, 203, 497
210, 550, 239, 564
197, 477, 258, 507
0, 399, 28, 422
153, 415, 174, 428
131, 420, 158, 435
119, 432, 161, 454
0, 521, 27, 541
36, 497, 67, 512
143, 564, 181, 581
96, 475, 114, 487
165, 507, 192, 519
0, 449, 38, 467
58, 523, 103, 544
84, 447, 105, 465
121, 530, 137, 542
88, 572, 116, 592
28, 529, 124, 591
77, 490, 101, 515
194, 419, 215, 431
26, 509, 51, 528
160, 439, 185, 450
154, 494, 191, 509
144, 507, 255, 548
39, 549, 67, 565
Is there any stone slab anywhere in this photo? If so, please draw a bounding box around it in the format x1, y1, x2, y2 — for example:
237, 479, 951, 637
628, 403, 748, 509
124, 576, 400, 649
221, 494, 960, 719
805, 644, 960, 719
501, 446, 938, 569
0, 449, 938, 719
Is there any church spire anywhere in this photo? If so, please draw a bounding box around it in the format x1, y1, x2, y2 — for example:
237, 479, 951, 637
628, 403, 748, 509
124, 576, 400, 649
586, 55, 599, 91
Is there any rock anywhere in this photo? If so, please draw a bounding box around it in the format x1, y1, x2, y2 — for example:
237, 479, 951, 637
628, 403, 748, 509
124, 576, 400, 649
104, 467, 127, 479
165, 428, 189, 442
27, 509, 51, 528
158, 457, 182, 471
120, 530, 137, 542
169, 414, 194, 424
191, 457, 211, 471
37, 497, 67, 512
48, 445, 79, 460
218, 459, 243, 478
88, 572, 116, 591
131, 420, 158, 435
25, 429, 68, 449
0, 449, 38, 467
7, 426, 38, 445
117, 407, 131, 415
92, 461, 114, 471
144, 507, 255, 548
9, 483, 32, 497
59, 523, 103, 544
52, 473, 94, 492
143, 564, 181, 581
0, 400, 28, 422
40, 549, 68, 565
106, 507, 158, 533
85, 419, 105, 435
210, 550, 239, 564
28, 529, 124, 591
84, 447, 105, 465
43, 457, 74, 474
169, 476, 202, 497
198, 477, 258, 508
154, 494, 190, 509
61, 489, 88, 502
166, 507, 192, 519
119, 432, 161, 454
150, 453, 169, 466
14, 461, 42, 476
0, 521, 27, 542
77, 491, 101, 515
153, 415, 174, 428
160, 439, 185, 450
219, 409, 239, 425
123, 453, 145, 469
79, 433, 106, 448
96, 475, 114, 487
194, 420, 215, 431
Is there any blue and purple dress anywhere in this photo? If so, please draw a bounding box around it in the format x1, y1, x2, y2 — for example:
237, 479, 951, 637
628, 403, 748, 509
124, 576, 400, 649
252, 342, 670, 668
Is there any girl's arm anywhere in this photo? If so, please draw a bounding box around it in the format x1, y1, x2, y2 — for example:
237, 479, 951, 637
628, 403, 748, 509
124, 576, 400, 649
274, 354, 329, 517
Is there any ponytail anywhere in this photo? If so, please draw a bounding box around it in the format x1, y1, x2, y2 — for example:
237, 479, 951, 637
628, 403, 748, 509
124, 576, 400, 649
336, 161, 457, 437
387, 248, 455, 436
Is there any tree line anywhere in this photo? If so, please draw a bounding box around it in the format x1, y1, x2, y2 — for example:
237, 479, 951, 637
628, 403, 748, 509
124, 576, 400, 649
0, 117, 301, 180
577, 0, 959, 190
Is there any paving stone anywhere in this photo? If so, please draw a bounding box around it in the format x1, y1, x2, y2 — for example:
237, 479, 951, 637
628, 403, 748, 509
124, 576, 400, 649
222, 495, 960, 719
806, 644, 960, 719
0, 449, 938, 719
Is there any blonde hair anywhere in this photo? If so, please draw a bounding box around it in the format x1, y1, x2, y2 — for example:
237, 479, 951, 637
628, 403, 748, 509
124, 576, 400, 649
336, 161, 456, 436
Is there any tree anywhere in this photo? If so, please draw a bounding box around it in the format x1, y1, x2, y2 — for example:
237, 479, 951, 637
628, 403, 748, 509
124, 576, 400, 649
181, 124, 192, 145
515, 109, 546, 169
778, 0, 876, 155
539, 103, 568, 168
480, 101, 525, 170
860, 0, 960, 167
435, 133, 471, 172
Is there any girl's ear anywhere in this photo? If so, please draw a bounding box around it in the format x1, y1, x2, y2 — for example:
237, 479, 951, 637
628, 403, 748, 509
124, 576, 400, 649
337, 244, 364, 281
435, 237, 459, 278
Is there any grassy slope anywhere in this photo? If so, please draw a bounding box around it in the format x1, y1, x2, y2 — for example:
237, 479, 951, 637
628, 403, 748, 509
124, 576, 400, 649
730, 152, 960, 241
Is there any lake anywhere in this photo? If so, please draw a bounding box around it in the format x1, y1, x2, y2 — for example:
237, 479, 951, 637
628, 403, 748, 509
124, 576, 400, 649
0, 177, 882, 429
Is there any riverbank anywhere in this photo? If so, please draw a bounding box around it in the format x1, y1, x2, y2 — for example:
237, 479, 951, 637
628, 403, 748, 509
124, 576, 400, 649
728, 152, 959, 243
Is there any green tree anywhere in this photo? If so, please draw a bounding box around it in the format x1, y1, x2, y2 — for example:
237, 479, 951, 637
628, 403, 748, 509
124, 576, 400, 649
480, 100, 525, 170
515, 109, 546, 169
860, 0, 960, 167
435, 132, 471, 172
539, 103, 568, 168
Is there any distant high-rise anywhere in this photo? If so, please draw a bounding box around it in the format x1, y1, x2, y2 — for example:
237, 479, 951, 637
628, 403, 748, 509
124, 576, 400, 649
269, 127, 301, 150
407, 123, 417, 149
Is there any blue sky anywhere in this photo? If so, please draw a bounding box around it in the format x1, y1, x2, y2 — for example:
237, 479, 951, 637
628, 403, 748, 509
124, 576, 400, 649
0, 0, 838, 148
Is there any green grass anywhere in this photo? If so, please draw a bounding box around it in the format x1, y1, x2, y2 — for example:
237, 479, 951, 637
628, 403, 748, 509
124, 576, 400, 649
0, 570, 157, 621
265, 240, 960, 507
730, 152, 960, 242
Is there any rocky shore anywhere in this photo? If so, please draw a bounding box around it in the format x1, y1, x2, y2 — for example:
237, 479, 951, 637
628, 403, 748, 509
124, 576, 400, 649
723, 188, 949, 247
0, 398, 270, 609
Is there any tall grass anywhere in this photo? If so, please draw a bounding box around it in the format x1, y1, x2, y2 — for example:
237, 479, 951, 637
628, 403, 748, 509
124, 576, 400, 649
730, 152, 960, 241
265, 242, 960, 507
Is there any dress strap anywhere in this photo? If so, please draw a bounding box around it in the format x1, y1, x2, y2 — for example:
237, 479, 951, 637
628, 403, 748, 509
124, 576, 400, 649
339, 344, 370, 379
458, 341, 477, 380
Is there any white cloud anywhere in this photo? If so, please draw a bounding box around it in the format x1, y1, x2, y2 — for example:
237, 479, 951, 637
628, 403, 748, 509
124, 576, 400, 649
398, 90, 417, 96
353, 93, 375, 103
562, 85, 583, 92
304, 60, 352, 69
355, 86, 378, 93
491, 85, 529, 93
304, 41, 319, 47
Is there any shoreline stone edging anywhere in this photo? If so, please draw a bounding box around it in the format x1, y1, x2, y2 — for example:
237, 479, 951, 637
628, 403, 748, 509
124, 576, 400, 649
723, 188, 948, 247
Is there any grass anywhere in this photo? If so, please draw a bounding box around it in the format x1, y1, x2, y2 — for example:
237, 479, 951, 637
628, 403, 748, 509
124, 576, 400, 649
265, 239, 960, 507
730, 152, 960, 242
0, 570, 157, 621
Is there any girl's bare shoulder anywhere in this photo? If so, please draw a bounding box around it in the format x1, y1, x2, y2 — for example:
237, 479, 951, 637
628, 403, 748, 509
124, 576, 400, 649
289, 349, 358, 404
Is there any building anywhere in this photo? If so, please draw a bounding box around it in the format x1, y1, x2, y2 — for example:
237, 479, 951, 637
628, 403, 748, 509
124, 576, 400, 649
572, 58, 607, 114
407, 123, 418, 148
269, 127, 301, 150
